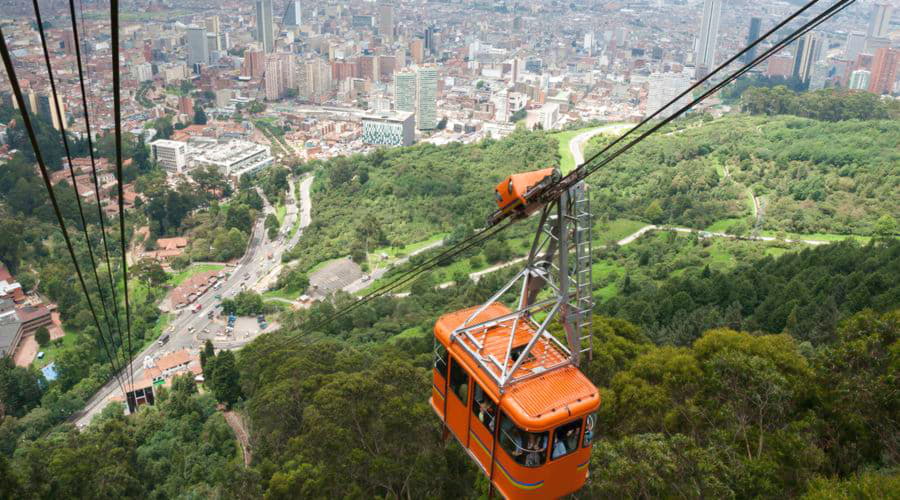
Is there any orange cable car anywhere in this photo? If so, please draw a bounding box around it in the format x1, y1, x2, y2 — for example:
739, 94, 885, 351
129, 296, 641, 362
490, 168, 561, 225
433, 170, 598, 498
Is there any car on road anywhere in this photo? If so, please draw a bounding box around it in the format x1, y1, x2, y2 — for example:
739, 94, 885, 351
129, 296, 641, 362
188, 327, 195, 333
158, 334, 170, 346
214, 294, 221, 300
37, 351, 45, 359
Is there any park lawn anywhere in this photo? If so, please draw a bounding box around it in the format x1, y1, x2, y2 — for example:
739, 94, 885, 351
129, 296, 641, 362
367, 232, 448, 269
276, 203, 287, 227
706, 218, 749, 233
595, 219, 648, 245
594, 283, 618, 302
706, 240, 738, 270
552, 129, 585, 173
32, 330, 78, 369
167, 263, 226, 287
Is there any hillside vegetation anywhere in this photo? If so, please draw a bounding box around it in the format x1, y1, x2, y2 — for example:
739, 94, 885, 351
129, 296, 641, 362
586, 113, 898, 235
285, 128, 559, 268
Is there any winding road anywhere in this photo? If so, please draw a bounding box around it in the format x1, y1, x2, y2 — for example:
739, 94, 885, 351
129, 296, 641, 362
567, 123, 633, 171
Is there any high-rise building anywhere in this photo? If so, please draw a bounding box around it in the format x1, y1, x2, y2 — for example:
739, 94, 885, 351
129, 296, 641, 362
792, 32, 823, 83
377, 3, 394, 42
415, 66, 438, 130
361, 111, 415, 147
132, 62, 153, 82
867, 3, 893, 38
695, 0, 722, 71
206, 16, 220, 36
425, 26, 437, 55
410, 38, 424, 64
646, 72, 693, 118
242, 50, 266, 79
178, 96, 194, 116
394, 70, 416, 113
844, 32, 867, 63
766, 54, 794, 78
808, 61, 831, 91
62, 29, 77, 57
868, 47, 898, 95
742, 18, 762, 63
583, 32, 594, 56
186, 26, 209, 66
37, 92, 66, 131
256, 0, 275, 53
284, 1, 302, 27
848, 69, 871, 90
264, 56, 283, 101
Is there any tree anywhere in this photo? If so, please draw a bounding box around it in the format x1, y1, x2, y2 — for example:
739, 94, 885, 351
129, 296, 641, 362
874, 214, 896, 237
34, 326, 50, 347
210, 350, 242, 407
134, 258, 167, 287
193, 107, 208, 125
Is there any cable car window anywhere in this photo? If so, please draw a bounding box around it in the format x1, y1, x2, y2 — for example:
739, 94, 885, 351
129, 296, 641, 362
434, 341, 448, 378
551, 419, 582, 460
498, 412, 547, 467
471, 382, 497, 432
507, 179, 514, 194
448, 358, 469, 404
510, 344, 536, 365
583, 413, 596, 447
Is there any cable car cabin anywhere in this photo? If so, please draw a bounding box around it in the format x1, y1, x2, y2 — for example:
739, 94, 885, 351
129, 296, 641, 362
494, 168, 560, 221
431, 303, 600, 499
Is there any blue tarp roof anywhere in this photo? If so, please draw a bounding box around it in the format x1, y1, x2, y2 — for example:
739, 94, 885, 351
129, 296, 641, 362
41, 362, 58, 381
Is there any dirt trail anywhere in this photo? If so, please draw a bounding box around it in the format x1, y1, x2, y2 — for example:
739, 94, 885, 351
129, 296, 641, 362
223, 410, 252, 467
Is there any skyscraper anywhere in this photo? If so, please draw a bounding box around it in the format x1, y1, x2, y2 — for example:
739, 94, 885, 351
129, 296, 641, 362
394, 70, 416, 113
867, 3, 893, 38
37, 92, 66, 131
186, 26, 209, 66
695, 0, 722, 71
415, 66, 438, 130
425, 26, 437, 55
868, 47, 898, 95
284, 1, 302, 27
844, 32, 867, 63
256, 0, 274, 53
792, 32, 823, 83
206, 16, 221, 52
378, 3, 394, 42
742, 18, 762, 64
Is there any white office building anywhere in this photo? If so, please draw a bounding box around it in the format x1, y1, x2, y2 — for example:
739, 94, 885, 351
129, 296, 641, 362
416, 66, 438, 130
695, 0, 722, 71
150, 139, 188, 173
193, 140, 273, 180
538, 103, 560, 130
361, 112, 415, 147
646, 72, 693, 118
186, 26, 209, 66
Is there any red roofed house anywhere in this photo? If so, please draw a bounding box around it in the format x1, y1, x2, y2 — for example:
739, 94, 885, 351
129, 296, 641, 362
0, 264, 25, 303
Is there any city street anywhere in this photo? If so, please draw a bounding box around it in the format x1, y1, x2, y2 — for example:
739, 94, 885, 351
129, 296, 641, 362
71, 173, 310, 427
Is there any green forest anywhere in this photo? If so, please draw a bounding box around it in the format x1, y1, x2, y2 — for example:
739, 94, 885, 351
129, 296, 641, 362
2, 91, 899, 498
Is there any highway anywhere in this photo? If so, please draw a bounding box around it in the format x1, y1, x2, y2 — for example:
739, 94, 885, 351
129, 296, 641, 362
72, 173, 310, 427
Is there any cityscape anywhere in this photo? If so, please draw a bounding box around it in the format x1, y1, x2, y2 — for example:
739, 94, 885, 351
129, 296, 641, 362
0, 0, 897, 498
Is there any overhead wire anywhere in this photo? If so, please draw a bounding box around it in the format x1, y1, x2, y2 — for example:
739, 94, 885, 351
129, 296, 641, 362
110, 0, 137, 395
67, 0, 129, 378
262, 0, 854, 353
0, 27, 129, 398
30, 0, 131, 384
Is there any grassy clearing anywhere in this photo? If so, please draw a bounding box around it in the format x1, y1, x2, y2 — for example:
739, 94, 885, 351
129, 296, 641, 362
167, 264, 226, 287
262, 288, 302, 300
275, 204, 287, 227
32, 331, 77, 369
389, 326, 425, 344
706, 218, 748, 233
595, 219, 648, 245
368, 233, 448, 269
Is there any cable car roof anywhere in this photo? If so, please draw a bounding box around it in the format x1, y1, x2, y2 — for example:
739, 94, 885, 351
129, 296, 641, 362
435, 303, 600, 429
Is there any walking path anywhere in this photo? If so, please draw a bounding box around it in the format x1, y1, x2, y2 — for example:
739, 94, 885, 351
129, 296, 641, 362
222, 410, 252, 467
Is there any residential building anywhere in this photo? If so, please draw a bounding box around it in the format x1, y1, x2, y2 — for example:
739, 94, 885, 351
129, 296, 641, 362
848, 69, 871, 90
265, 56, 284, 101
243, 50, 266, 79
0, 265, 24, 303
416, 66, 438, 130
868, 47, 898, 95
361, 111, 415, 147
844, 32, 867, 63
150, 139, 188, 173
538, 102, 560, 130
256, 0, 275, 53
695, 0, 722, 72
410, 38, 425, 65
0, 303, 23, 358
132, 62, 153, 82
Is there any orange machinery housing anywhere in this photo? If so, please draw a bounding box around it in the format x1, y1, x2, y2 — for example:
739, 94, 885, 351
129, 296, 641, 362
493, 168, 559, 220
431, 303, 601, 499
